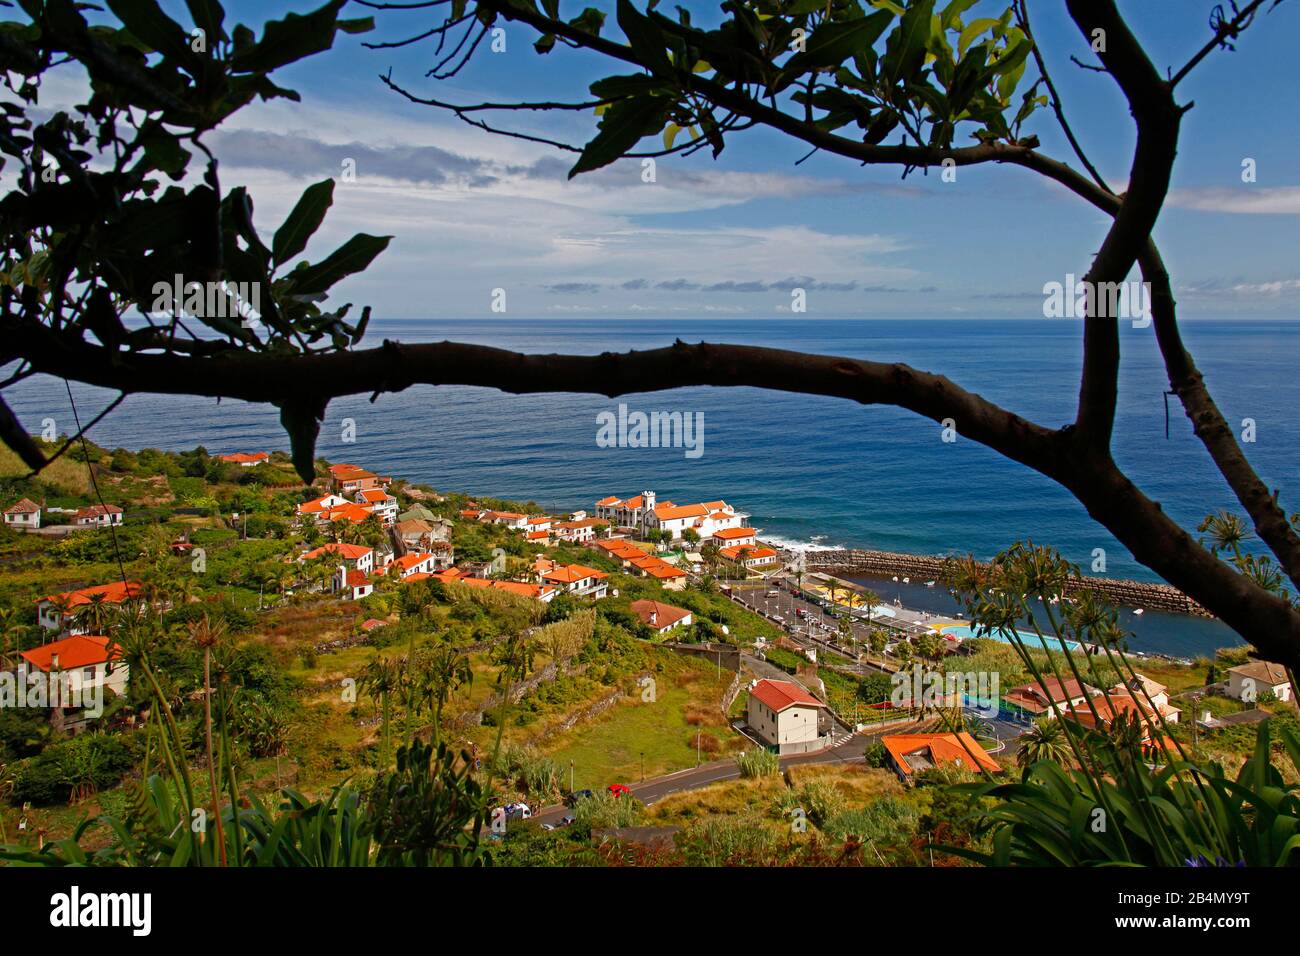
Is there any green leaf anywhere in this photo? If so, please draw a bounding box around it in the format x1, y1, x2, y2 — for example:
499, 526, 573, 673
779, 10, 893, 84
184, 0, 225, 39
230, 0, 346, 74
288, 233, 392, 296
882, 0, 936, 87
108, 0, 195, 61
939, 0, 980, 31
958, 16, 1000, 58
273, 179, 335, 267
337, 17, 376, 35
278, 398, 328, 484
569, 95, 668, 177
616, 0, 671, 74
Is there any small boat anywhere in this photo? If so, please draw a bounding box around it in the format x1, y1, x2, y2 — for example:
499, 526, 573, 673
891, 575, 899, 582
1133, 608, 1145, 615
924, 580, 935, 587
902, 576, 910, 583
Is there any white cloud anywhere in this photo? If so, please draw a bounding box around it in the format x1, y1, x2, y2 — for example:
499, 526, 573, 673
1168, 186, 1300, 214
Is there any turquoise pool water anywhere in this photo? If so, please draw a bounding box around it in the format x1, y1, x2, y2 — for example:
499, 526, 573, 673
942, 624, 1083, 653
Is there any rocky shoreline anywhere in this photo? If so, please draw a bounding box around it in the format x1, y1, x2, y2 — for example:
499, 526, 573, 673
805, 548, 1212, 619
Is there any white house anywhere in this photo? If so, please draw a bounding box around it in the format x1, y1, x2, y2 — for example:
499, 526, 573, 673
1110, 673, 1181, 724
73, 504, 123, 527
629, 599, 692, 635
3, 498, 41, 530
296, 493, 349, 519
1226, 661, 1292, 703
390, 552, 437, 579
37, 581, 145, 635
355, 488, 399, 525
300, 542, 374, 575
746, 679, 828, 753
540, 564, 609, 599
486, 511, 529, 530
553, 518, 603, 543
712, 526, 756, 548
334, 566, 374, 601
218, 452, 269, 467
597, 491, 748, 540
719, 544, 780, 569
15, 634, 129, 733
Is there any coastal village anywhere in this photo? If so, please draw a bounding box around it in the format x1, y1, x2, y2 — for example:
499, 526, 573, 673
0, 442, 1294, 864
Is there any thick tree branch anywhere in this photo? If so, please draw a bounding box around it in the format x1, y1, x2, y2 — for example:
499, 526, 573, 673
5, 317, 1298, 668
1063, 0, 1182, 450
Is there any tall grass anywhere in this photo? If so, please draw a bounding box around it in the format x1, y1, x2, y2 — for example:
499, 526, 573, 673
735, 747, 779, 779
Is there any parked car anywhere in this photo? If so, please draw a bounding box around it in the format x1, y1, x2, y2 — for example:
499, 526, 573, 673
503, 802, 531, 821
560, 813, 576, 826
607, 783, 631, 797
564, 789, 594, 808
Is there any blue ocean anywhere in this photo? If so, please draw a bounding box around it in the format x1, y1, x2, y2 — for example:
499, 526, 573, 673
6, 318, 1297, 656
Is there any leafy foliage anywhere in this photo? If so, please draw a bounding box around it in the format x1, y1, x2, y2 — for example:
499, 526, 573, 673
0, 0, 389, 480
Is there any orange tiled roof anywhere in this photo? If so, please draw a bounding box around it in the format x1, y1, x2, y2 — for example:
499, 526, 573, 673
713, 527, 755, 540
542, 564, 608, 584
882, 732, 1001, 776
629, 599, 691, 629
720, 544, 777, 561
21, 635, 121, 672
5, 498, 40, 514
218, 452, 268, 464
654, 503, 709, 520
302, 543, 371, 562
325, 503, 373, 524
40, 580, 143, 608
750, 679, 825, 713
455, 577, 552, 600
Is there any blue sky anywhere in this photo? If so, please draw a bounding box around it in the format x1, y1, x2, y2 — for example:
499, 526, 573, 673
144, 1, 1300, 318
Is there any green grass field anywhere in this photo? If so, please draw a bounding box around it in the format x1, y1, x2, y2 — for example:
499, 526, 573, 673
541, 662, 737, 790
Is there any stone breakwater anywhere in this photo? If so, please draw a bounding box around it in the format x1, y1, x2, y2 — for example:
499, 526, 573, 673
805, 549, 1212, 619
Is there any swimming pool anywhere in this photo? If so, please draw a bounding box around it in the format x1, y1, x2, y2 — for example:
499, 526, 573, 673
942, 623, 1083, 653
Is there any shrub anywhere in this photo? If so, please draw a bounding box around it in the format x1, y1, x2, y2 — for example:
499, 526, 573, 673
574, 790, 644, 830
735, 747, 779, 779
11, 733, 136, 806
678, 816, 777, 866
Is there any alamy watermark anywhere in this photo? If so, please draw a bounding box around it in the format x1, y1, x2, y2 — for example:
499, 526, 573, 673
150, 274, 262, 326
890, 664, 1000, 718
0, 665, 106, 718
1043, 273, 1151, 328
596, 402, 704, 459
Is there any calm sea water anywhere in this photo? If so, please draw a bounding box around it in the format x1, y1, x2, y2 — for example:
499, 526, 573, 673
6, 318, 1297, 656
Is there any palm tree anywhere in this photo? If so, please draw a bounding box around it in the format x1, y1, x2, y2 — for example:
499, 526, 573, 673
916, 633, 945, 664
359, 656, 404, 768
700, 540, 721, 573
411, 647, 473, 745
861, 588, 881, 625
73, 593, 112, 634
1017, 717, 1073, 771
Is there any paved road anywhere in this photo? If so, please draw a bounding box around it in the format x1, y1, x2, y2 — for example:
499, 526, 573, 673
530, 722, 922, 826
